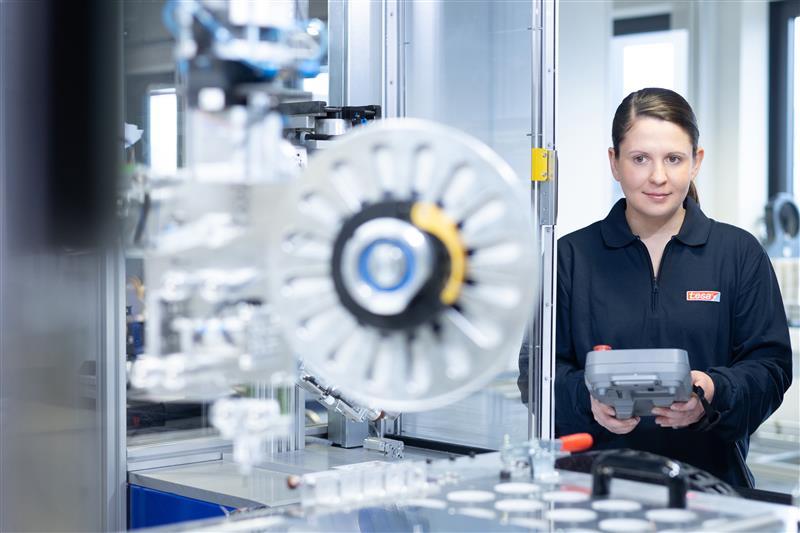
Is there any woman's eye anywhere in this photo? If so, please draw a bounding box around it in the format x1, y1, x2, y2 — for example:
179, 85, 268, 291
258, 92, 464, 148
633, 155, 646, 164
667, 155, 682, 164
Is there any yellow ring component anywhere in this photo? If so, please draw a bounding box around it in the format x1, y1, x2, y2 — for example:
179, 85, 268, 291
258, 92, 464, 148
410, 202, 467, 306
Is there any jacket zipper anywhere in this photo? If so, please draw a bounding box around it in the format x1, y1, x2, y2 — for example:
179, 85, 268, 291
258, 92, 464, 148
636, 237, 675, 313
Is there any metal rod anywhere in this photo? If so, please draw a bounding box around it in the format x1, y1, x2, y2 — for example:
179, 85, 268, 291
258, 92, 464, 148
529, 0, 558, 441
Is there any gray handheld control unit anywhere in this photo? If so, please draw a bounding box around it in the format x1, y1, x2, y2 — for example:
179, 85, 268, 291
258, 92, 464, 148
584, 347, 692, 419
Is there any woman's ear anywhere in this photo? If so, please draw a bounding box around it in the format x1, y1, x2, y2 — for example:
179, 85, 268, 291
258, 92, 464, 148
691, 147, 705, 179
608, 148, 621, 182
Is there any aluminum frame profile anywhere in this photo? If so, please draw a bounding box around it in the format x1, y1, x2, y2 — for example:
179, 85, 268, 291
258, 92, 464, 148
529, 0, 558, 441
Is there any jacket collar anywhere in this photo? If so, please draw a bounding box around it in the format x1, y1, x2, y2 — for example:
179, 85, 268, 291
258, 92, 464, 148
600, 196, 712, 248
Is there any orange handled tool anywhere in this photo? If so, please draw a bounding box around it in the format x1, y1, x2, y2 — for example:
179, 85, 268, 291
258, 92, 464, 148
559, 433, 593, 453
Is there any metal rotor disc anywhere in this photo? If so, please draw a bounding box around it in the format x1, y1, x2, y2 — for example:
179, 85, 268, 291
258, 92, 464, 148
274, 119, 537, 412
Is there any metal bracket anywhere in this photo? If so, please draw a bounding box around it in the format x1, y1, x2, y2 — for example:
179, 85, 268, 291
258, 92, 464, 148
531, 148, 556, 182
363, 436, 405, 459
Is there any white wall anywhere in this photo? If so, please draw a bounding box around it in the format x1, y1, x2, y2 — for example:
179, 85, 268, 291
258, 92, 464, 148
558, 0, 771, 237
557, 0, 613, 238
694, 1, 770, 234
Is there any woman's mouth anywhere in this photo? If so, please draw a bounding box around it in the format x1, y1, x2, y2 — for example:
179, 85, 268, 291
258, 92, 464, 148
644, 192, 670, 201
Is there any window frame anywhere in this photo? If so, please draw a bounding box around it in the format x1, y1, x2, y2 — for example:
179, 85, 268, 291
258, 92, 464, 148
768, 0, 800, 197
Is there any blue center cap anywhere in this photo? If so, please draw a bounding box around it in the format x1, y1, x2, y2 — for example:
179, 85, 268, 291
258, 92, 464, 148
358, 239, 415, 292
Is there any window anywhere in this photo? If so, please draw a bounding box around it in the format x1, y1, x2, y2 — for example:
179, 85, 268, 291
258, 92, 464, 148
148, 87, 178, 175
769, 0, 800, 197
610, 29, 689, 105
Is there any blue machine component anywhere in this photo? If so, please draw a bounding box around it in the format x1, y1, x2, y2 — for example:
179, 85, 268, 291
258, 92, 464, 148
129, 320, 145, 355
358, 238, 415, 292
126, 306, 145, 357
162, 0, 325, 82
128, 484, 236, 529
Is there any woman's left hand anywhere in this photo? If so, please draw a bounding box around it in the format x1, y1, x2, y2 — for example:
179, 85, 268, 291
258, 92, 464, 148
652, 371, 715, 429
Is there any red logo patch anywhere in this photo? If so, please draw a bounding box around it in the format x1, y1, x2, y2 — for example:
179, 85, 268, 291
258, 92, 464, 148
686, 291, 720, 302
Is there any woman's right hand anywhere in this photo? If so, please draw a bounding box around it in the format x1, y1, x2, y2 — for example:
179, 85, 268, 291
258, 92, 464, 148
590, 396, 640, 434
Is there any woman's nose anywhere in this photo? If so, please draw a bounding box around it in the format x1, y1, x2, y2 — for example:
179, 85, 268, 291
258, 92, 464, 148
649, 163, 668, 185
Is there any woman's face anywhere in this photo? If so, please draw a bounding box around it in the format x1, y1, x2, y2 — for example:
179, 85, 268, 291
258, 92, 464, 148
608, 116, 704, 224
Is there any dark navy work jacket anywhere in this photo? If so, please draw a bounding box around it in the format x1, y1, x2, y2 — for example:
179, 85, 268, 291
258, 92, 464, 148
519, 197, 792, 487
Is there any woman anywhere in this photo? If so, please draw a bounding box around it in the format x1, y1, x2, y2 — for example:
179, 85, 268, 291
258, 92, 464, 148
521, 88, 792, 487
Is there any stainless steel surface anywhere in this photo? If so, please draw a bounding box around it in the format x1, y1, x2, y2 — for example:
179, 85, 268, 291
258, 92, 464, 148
315, 118, 349, 136
102, 249, 129, 530
1, 2, 125, 530
327, 0, 347, 107
399, 375, 528, 450
130, 443, 449, 509
327, 0, 382, 107
128, 431, 231, 472
275, 119, 537, 413
748, 435, 800, 494
363, 435, 405, 459
1, 253, 126, 532
129, 460, 291, 509
381, 0, 403, 118
291, 385, 306, 452
286, 115, 316, 130
327, 412, 369, 448
151, 452, 800, 532
529, 0, 558, 442
131, 452, 224, 472
305, 423, 327, 437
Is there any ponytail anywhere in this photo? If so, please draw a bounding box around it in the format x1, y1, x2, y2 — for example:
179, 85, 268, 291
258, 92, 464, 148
687, 181, 699, 205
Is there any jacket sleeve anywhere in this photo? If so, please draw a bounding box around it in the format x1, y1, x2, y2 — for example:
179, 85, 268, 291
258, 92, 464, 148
705, 243, 793, 442
553, 241, 600, 437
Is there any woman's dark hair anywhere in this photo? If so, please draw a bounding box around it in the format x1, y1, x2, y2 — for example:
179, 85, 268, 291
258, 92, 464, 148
612, 87, 700, 204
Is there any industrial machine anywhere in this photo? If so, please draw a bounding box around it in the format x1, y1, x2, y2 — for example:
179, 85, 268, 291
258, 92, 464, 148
127, 0, 537, 477
156, 448, 799, 533
119, 0, 799, 530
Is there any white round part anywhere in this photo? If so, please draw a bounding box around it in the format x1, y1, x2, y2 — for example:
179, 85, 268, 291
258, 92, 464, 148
645, 509, 698, 523
544, 508, 598, 523
457, 507, 497, 520
591, 499, 643, 513
446, 490, 496, 504
276, 119, 538, 413
599, 518, 655, 532
541, 490, 590, 503
702, 517, 732, 529
508, 518, 550, 530
494, 482, 541, 495
494, 499, 546, 513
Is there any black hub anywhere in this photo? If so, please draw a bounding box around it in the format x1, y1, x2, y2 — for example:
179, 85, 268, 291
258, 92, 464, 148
330, 200, 452, 332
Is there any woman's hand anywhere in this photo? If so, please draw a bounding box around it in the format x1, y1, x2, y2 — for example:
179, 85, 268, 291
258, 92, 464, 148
591, 396, 640, 434
652, 370, 715, 428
